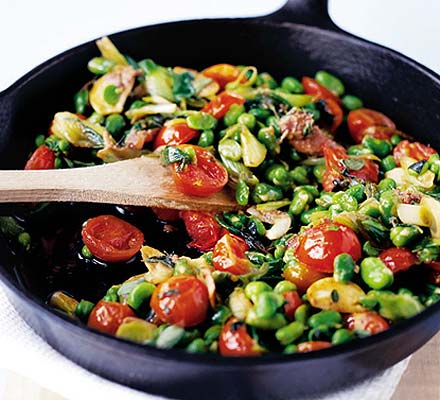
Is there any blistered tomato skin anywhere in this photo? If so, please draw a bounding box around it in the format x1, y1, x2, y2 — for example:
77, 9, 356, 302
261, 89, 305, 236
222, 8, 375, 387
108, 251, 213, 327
346, 311, 389, 335
347, 108, 396, 144
379, 247, 418, 273
219, 318, 261, 356
393, 140, 437, 166
202, 64, 240, 89
302, 77, 342, 105
297, 341, 332, 353
88, 300, 136, 335
202, 92, 246, 119
153, 123, 198, 150
294, 222, 362, 273
212, 233, 252, 275
180, 211, 223, 251
150, 275, 209, 328
25, 145, 55, 170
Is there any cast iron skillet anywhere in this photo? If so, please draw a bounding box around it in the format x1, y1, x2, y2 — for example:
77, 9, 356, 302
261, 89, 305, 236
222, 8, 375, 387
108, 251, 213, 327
0, 1, 440, 399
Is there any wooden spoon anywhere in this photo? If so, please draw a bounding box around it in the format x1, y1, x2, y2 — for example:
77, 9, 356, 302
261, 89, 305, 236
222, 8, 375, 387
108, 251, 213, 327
0, 156, 239, 212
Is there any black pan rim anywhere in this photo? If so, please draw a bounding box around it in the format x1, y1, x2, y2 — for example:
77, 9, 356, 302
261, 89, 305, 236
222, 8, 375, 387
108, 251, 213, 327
0, 15, 440, 369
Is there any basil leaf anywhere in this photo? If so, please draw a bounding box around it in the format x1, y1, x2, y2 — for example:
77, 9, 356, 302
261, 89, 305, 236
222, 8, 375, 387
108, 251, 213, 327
172, 72, 195, 101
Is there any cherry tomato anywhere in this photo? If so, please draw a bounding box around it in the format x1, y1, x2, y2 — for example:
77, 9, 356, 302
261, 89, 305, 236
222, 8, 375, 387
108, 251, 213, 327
347, 108, 396, 144
283, 290, 303, 320
302, 77, 342, 105
361, 126, 395, 141
202, 64, 240, 89
151, 207, 180, 222
150, 275, 209, 327
379, 247, 418, 273
219, 318, 261, 356
346, 311, 389, 335
322, 98, 343, 133
170, 145, 228, 197
283, 260, 329, 294
88, 300, 136, 335
294, 221, 361, 273
393, 140, 437, 166
153, 122, 198, 150
426, 261, 440, 272
81, 215, 144, 262
212, 233, 252, 275
24, 145, 55, 170
202, 91, 246, 119
297, 341, 332, 353
180, 210, 224, 251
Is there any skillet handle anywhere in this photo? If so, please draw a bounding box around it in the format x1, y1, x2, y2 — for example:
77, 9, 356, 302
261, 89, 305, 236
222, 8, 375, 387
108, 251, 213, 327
265, 0, 342, 32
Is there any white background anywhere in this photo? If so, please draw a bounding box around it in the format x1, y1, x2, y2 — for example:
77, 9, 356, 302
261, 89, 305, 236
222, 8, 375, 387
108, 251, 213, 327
0, 0, 439, 398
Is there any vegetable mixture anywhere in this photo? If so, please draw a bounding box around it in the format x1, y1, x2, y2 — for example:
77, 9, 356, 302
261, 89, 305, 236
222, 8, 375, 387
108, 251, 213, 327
11, 37, 440, 356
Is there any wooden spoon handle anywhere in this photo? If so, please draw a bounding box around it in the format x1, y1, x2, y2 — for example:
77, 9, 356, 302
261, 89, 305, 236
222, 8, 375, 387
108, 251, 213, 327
0, 157, 239, 211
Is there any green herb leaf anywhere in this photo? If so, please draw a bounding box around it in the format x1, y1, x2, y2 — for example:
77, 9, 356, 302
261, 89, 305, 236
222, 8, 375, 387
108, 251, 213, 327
343, 158, 365, 171
160, 146, 193, 171
172, 72, 196, 101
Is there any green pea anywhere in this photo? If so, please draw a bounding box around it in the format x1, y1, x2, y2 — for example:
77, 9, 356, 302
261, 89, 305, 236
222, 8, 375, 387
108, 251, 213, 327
198, 130, 214, 147
308, 310, 342, 329
346, 184, 366, 202
332, 328, 354, 345
218, 139, 242, 161
18, 232, 31, 250
391, 134, 402, 146
127, 282, 155, 310
316, 192, 335, 209
186, 338, 206, 353
313, 163, 326, 182
35, 134, 46, 147
290, 166, 310, 185
266, 116, 280, 136
333, 192, 358, 212
347, 145, 373, 156
249, 107, 271, 120
88, 112, 105, 124
390, 225, 422, 247
258, 127, 280, 154
238, 113, 256, 130
333, 253, 355, 283
378, 178, 396, 193
252, 183, 283, 204
256, 72, 278, 89
75, 300, 95, 321
358, 198, 381, 218
103, 85, 120, 105
281, 77, 304, 94
315, 70, 345, 96
81, 245, 93, 259
360, 257, 394, 289
381, 155, 397, 172
74, 89, 89, 115
274, 280, 297, 294
235, 179, 250, 206
289, 189, 311, 215
187, 112, 217, 130
102, 285, 120, 302
276, 321, 305, 345
54, 158, 63, 169
105, 114, 125, 136
129, 100, 147, 110
283, 344, 298, 354
255, 291, 284, 319
58, 139, 70, 153
244, 281, 272, 303
246, 309, 287, 330
294, 304, 311, 325
341, 94, 363, 110
363, 241, 380, 257
300, 206, 323, 225
211, 306, 232, 325
308, 327, 331, 341
87, 57, 116, 75
379, 190, 397, 224
362, 137, 392, 158
223, 103, 245, 127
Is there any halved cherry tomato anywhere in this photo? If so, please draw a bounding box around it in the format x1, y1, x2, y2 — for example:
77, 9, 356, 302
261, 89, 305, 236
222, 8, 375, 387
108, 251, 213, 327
212, 233, 252, 275
347, 108, 396, 144
321, 98, 343, 133
81, 215, 144, 262
153, 122, 198, 150
302, 77, 342, 105
202, 91, 246, 119
283, 290, 303, 320
88, 300, 136, 335
150, 275, 209, 327
293, 221, 361, 273
426, 261, 440, 272
379, 247, 418, 273
25, 145, 55, 170
283, 260, 329, 294
151, 207, 180, 222
170, 145, 228, 197
361, 126, 395, 141
346, 311, 389, 335
202, 64, 240, 89
219, 318, 261, 356
180, 210, 224, 251
393, 140, 437, 166
297, 341, 332, 353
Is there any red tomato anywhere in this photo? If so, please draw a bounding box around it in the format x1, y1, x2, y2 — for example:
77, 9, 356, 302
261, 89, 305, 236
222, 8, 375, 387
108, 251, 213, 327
212, 233, 252, 275
25, 145, 55, 170
170, 145, 228, 197
150, 275, 209, 327
219, 318, 261, 356
202, 64, 240, 89
202, 91, 246, 119
379, 247, 418, 273
322, 98, 343, 133
294, 221, 361, 273
153, 122, 198, 150
426, 261, 440, 272
81, 215, 144, 262
302, 77, 342, 105
151, 207, 180, 222
346, 311, 389, 335
361, 126, 395, 141
88, 300, 136, 335
283, 291, 303, 320
347, 108, 396, 144
283, 260, 329, 294
180, 211, 223, 251
297, 341, 332, 353
393, 140, 437, 166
